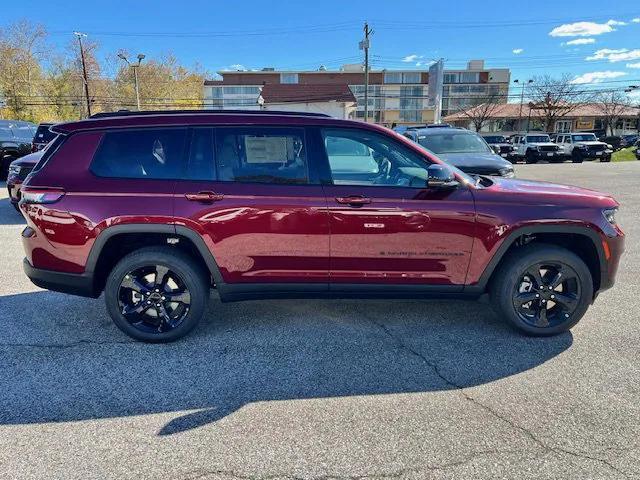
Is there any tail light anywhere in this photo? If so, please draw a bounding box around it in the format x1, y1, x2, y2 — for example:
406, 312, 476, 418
20, 187, 66, 204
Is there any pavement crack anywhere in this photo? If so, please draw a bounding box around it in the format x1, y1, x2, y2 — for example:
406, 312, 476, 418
0, 339, 135, 349
368, 319, 632, 480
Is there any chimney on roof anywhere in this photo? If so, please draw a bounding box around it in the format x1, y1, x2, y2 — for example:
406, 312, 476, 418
467, 60, 484, 70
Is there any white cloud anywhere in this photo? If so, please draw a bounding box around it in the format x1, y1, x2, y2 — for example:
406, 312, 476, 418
563, 38, 596, 46
632, 18, 640, 23
402, 54, 422, 62
570, 71, 627, 84
549, 19, 625, 37
627, 62, 640, 68
512, 48, 524, 54
223, 64, 247, 71
586, 48, 640, 62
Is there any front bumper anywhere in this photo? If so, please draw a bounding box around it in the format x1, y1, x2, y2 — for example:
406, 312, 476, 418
530, 150, 561, 159
23, 258, 98, 298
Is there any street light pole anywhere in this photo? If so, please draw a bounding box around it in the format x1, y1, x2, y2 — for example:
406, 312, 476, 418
514, 79, 533, 132
118, 52, 145, 110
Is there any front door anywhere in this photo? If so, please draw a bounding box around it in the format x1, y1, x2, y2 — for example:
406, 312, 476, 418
316, 127, 476, 288
172, 126, 330, 286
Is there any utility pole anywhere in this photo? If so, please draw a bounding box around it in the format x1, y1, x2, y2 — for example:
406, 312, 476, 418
118, 53, 146, 110
360, 22, 372, 123
514, 79, 533, 132
74, 32, 91, 117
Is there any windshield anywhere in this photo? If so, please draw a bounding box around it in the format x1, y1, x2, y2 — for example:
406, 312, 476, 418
526, 135, 550, 143
0, 127, 13, 141
418, 132, 492, 154
34, 125, 58, 143
483, 136, 505, 143
571, 134, 597, 142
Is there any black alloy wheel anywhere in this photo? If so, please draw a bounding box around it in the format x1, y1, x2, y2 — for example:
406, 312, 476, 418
118, 264, 192, 334
512, 261, 581, 329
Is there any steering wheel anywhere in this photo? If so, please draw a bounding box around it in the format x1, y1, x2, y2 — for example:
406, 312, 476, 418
373, 156, 393, 184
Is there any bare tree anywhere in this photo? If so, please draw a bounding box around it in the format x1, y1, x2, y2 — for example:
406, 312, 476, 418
594, 90, 630, 135
458, 94, 504, 132
527, 74, 595, 132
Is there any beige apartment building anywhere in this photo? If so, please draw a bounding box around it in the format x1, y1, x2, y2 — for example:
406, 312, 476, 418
203, 60, 510, 126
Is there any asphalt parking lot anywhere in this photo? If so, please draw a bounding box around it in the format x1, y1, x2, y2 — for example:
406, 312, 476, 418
0, 161, 638, 480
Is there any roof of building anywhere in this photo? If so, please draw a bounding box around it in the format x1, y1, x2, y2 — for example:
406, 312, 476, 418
444, 102, 640, 121
259, 83, 357, 104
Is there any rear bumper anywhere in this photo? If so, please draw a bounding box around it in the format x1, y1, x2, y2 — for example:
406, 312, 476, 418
23, 258, 98, 298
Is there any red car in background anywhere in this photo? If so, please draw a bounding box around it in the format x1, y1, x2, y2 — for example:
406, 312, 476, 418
18, 110, 625, 342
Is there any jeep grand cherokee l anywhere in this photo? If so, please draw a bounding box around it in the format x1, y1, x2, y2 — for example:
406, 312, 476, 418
19, 110, 624, 342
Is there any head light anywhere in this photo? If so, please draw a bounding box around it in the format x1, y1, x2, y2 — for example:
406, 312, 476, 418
603, 208, 618, 225
499, 167, 515, 178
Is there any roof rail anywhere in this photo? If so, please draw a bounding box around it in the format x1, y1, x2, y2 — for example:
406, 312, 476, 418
89, 109, 332, 119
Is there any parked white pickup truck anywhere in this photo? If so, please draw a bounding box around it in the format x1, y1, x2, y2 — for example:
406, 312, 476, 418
511, 133, 562, 164
555, 133, 613, 163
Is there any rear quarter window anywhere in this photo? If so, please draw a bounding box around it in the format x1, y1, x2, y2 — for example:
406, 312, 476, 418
91, 128, 187, 179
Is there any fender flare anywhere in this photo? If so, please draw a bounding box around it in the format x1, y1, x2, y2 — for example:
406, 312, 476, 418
467, 224, 607, 293
85, 223, 227, 292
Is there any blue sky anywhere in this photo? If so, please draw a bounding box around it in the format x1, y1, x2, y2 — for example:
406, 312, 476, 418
3, 0, 640, 98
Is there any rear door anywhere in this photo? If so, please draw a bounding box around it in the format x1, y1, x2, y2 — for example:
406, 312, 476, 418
315, 127, 476, 288
172, 126, 330, 286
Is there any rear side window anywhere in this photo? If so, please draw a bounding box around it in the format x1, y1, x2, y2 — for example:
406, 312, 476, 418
91, 129, 187, 179
215, 127, 309, 184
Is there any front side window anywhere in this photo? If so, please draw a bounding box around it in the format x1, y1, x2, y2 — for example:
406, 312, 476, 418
417, 132, 492, 154
322, 128, 434, 188
216, 128, 308, 184
91, 128, 187, 179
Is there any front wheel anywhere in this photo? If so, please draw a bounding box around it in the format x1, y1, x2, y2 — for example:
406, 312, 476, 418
599, 155, 611, 163
572, 150, 583, 163
525, 150, 537, 164
104, 247, 210, 342
490, 244, 593, 336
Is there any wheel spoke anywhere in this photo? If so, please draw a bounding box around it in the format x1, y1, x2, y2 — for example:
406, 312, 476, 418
536, 304, 549, 327
525, 265, 544, 287
155, 265, 170, 289
121, 275, 150, 294
122, 302, 151, 316
166, 290, 191, 305
156, 304, 173, 331
553, 292, 578, 310
516, 291, 538, 305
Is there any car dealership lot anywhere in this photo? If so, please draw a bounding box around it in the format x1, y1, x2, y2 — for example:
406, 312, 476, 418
0, 162, 639, 480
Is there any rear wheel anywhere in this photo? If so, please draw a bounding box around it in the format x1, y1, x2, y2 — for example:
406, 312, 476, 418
490, 244, 593, 336
104, 247, 210, 342
599, 155, 611, 163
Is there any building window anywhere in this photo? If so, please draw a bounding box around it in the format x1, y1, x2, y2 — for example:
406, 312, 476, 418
402, 72, 421, 84
443, 73, 457, 84
280, 73, 299, 84
384, 72, 403, 83
211, 87, 223, 98
460, 72, 479, 83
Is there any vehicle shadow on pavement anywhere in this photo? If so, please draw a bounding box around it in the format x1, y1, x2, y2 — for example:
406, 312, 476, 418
0, 182, 25, 226
0, 291, 572, 435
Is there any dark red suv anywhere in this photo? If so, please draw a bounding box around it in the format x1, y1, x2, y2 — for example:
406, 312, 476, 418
19, 110, 624, 342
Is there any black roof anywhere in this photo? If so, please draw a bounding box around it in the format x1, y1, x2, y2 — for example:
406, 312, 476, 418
89, 109, 331, 119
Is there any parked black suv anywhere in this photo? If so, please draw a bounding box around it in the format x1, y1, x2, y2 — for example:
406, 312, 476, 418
0, 120, 36, 178
405, 127, 515, 177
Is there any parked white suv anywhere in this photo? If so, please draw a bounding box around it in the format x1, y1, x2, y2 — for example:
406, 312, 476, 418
555, 133, 613, 163
511, 133, 562, 164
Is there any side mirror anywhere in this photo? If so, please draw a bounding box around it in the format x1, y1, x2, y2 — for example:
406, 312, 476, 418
490, 144, 500, 154
426, 164, 457, 189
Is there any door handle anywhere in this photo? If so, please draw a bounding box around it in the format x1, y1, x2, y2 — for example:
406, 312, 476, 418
185, 191, 224, 203
335, 195, 371, 207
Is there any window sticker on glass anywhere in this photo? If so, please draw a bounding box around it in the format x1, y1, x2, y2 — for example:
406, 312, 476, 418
244, 136, 289, 163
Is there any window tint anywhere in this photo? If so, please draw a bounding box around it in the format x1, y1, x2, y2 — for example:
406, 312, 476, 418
417, 132, 491, 154
185, 128, 215, 180
322, 128, 432, 188
216, 128, 309, 184
92, 128, 187, 179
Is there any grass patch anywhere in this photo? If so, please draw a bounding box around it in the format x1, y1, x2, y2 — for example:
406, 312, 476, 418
612, 147, 638, 162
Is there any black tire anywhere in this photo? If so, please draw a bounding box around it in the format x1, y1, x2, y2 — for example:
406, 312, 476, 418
104, 246, 210, 342
599, 155, 611, 163
525, 150, 537, 164
571, 150, 583, 163
490, 244, 593, 336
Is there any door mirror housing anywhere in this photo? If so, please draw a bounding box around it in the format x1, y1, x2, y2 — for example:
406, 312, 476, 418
426, 164, 457, 189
